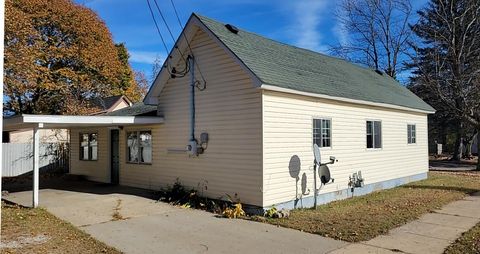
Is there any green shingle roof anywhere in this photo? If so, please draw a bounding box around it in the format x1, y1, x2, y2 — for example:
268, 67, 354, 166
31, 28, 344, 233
195, 14, 434, 112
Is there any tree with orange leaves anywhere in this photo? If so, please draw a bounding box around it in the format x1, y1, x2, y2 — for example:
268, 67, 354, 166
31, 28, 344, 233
4, 0, 146, 115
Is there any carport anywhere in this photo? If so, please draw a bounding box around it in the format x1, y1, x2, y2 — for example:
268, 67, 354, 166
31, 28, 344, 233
3, 114, 164, 208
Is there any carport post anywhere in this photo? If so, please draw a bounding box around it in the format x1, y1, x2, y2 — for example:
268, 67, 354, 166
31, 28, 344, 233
33, 124, 42, 208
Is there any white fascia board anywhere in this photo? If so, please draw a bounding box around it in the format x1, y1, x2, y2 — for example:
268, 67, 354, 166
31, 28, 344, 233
20, 114, 164, 125
260, 84, 435, 114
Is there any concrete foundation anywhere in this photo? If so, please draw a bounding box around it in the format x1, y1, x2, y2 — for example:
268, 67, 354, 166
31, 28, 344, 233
270, 172, 428, 210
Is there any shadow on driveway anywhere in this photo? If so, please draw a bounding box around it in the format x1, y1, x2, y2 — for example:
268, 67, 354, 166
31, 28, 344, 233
2, 173, 158, 199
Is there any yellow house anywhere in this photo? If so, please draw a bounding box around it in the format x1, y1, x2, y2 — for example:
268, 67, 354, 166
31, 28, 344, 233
5, 14, 435, 210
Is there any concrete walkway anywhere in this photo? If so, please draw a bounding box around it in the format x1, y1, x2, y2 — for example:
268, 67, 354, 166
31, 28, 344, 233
330, 191, 480, 254
2, 180, 347, 254
429, 160, 477, 172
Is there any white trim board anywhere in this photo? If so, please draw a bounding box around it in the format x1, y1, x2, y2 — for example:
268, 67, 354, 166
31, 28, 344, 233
3, 114, 164, 131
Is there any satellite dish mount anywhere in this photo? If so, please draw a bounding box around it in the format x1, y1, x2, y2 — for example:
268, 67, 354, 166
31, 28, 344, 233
313, 144, 337, 209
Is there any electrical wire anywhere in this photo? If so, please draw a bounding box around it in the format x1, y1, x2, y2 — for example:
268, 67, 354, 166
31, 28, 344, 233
147, 0, 189, 79
147, 0, 206, 88
152, 0, 186, 62
170, 0, 207, 88
146, 0, 170, 59
152, 0, 176, 43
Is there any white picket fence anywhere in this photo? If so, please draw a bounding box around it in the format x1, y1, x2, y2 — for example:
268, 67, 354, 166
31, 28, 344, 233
2, 142, 69, 177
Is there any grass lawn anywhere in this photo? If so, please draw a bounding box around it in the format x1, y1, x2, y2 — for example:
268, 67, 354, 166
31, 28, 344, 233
256, 172, 480, 242
445, 222, 480, 254
1, 202, 121, 254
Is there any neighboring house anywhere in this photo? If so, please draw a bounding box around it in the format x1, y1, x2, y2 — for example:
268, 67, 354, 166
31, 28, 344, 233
3, 96, 132, 144
5, 14, 435, 210
4, 129, 69, 143
90, 95, 133, 115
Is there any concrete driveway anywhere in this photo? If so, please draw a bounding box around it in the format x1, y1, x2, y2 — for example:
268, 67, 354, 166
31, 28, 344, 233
2, 178, 347, 254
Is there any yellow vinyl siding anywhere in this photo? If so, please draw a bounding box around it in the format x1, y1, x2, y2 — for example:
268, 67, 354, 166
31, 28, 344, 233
70, 128, 110, 183
262, 90, 428, 206
119, 29, 263, 206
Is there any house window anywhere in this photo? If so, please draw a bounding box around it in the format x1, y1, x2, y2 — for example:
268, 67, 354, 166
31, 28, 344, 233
408, 124, 416, 144
313, 119, 331, 148
80, 133, 98, 161
366, 121, 382, 149
127, 131, 152, 164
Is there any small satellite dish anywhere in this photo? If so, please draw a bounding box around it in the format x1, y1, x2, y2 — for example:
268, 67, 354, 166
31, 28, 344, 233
313, 144, 321, 165
319, 165, 331, 184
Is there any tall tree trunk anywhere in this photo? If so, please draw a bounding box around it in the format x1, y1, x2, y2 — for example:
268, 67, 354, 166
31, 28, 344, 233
452, 124, 463, 161
465, 140, 472, 159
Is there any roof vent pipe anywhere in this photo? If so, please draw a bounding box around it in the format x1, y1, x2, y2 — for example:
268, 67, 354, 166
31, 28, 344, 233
225, 24, 239, 34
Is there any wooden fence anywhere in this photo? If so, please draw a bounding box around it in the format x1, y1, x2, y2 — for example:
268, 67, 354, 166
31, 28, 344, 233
2, 142, 69, 177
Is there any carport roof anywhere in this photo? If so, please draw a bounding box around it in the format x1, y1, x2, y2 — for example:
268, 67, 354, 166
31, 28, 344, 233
3, 114, 164, 131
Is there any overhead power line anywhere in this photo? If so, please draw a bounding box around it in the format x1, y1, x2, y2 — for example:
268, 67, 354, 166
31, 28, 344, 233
146, 0, 169, 57
146, 0, 189, 78
152, 0, 177, 45
146, 0, 206, 87
169, 0, 206, 87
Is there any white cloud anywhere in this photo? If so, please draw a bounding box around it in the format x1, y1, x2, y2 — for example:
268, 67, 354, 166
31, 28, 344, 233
129, 51, 164, 65
289, 0, 331, 52
332, 8, 349, 47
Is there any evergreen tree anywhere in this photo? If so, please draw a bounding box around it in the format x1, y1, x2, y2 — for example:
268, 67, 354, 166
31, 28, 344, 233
408, 0, 480, 167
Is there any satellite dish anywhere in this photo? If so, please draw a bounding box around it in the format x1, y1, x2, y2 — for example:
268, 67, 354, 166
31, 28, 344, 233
319, 165, 331, 184
313, 144, 321, 165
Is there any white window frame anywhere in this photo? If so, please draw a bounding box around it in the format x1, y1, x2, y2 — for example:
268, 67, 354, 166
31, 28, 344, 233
312, 118, 332, 149
126, 130, 152, 165
366, 120, 382, 149
407, 124, 416, 144
80, 132, 98, 161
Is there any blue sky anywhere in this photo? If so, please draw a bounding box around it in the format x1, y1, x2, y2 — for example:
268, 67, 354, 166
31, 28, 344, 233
77, 0, 429, 81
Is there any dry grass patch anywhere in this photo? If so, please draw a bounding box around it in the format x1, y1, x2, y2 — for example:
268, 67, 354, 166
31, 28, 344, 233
257, 172, 480, 242
1, 202, 121, 254
111, 199, 125, 221
445, 222, 480, 254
